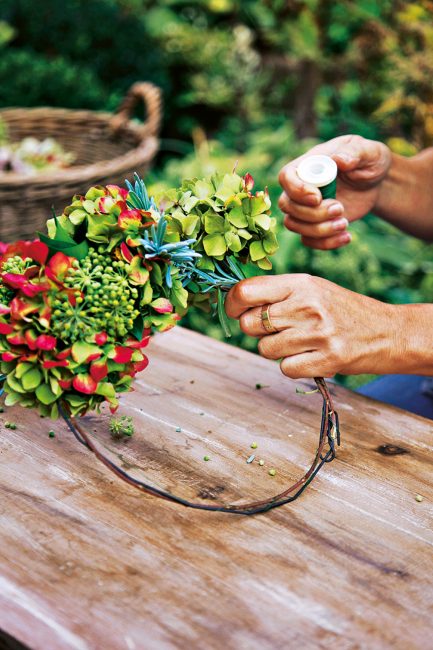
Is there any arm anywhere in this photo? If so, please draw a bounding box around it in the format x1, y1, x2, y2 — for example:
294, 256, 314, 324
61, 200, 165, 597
374, 147, 433, 240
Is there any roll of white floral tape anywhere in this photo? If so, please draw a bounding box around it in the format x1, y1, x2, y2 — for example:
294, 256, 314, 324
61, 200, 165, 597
297, 155, 338, 199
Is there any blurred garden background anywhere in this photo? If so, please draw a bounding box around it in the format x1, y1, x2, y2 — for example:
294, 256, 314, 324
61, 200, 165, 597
1, 0, 433, 387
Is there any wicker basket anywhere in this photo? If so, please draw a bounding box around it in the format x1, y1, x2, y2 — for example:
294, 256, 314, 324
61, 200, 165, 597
0, 82, 162, 241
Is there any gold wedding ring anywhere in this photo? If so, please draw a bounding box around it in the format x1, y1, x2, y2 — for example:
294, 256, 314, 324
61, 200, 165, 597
261, 304, 278, 333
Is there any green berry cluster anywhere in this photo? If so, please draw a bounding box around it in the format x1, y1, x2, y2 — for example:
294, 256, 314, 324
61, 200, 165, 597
109, 415, 135, 439
0, 255, 33, 304
50, 247, 140, 343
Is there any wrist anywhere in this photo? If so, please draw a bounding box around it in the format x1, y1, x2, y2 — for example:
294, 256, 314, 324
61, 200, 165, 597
378, 303, 433, 375
373, 151, 416, 220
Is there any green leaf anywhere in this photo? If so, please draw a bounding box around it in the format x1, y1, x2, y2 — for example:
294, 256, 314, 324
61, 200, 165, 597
4, 391, 21, 406
54, 216, 77, 244
263, 231, 279, 255
68, 209, 88, 225
170, 281, 189, 310
226, 205, 248, 228
131, 314, 145, 341
249, 240, 266, 261
250, 194, 271, 217
71, 341, 101, 364
214, 174, 242, 202
15, 362, 33, 379
180, 215, 200, 236
254, 213, 271, 230
237, 228, 252, 241
21, 367, 42, 391
38, 232, 75, 250
204, 212, 225, 235
36, 383, 57, 405
49, 376, 63, 397
225, 231, 242, 253
95, 382, 116, 398
5, 375, 26, 394
194, 179, 214, 199
82, 200, 96, 214
151, 263, 163, 286
61, 241, 90, 260
140, 282, 153, 305
257, 256, 272, 270
180, 193, 199, 213
38, 233, 90, 261
50, 402, 59, 420
217, 289, 231, 337
203, 234, 227, 257
85, 187, 105, 201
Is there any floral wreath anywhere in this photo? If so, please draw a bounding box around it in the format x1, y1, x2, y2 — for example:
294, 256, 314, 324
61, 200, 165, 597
0, 172, 340, 514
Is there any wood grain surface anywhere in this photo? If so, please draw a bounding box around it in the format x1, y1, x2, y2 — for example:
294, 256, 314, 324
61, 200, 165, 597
0, 327, 432, 650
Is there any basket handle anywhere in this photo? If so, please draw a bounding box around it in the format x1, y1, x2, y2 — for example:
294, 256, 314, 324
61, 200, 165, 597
110, 82, 162, 139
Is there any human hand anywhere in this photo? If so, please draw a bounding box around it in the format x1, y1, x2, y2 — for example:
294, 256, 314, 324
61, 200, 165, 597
278, 135, 392, 250
226, 274, 399, 379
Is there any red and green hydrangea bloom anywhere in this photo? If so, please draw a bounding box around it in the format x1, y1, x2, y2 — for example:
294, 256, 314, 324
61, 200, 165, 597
0, 171, 277, 419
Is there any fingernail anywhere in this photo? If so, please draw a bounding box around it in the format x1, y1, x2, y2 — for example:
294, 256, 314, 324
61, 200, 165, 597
339, 232, 352, 244
332, 217, 349, 231
328, 203, 343, 217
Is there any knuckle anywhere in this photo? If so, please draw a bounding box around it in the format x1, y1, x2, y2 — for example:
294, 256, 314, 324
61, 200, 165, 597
239, 312, 252, 334
280, 359, 302, 379
232, 279, 251, 303
258, 336, 277, 359
257, 337, 268, 357
346, 133, 363, 147
293, 272, 312, 287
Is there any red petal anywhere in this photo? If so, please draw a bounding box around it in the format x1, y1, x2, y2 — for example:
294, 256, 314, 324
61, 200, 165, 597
43, 359, 69, 368
118, 209, 142, 230
39, 304, 51, 329
133, 356, 149, 373
46, 252, 73, 282
243, 173, 254, 192
1, 273, 26, 289
94, 332, 108, 345
0, 305, 10, 315
120, 242, 133, 262
27, 241, 49, 265
59, 378, 72, 389
10, 297, 40, 320
151, 298, 173, 314
56, 347, 72, 360
125, 330, 151, 349
113, 346, 133, 363
72, 373, 98, 395
21, 282, 49, 298
96, 195, 114, 214
107, 185, 128, 200
25, 329, 38, 350
6, 333, 26, 345
90, 359, 108, 382
19, 353, 38, 362
35, 334, 57, 350
2, 351, 18, 361
0, 322, 14, 334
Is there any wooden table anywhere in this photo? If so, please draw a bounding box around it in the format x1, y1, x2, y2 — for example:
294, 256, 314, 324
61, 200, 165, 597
0, 327, 432, 650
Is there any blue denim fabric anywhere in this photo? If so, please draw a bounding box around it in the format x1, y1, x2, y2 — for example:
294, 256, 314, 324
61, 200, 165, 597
357, 375, 433, 420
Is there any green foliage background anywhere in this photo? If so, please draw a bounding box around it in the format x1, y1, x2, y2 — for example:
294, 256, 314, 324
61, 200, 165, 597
1, 0, 433, 388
